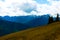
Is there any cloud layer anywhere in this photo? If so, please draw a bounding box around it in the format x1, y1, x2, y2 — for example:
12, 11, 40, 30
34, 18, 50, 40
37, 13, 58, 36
0, 0, 60, 16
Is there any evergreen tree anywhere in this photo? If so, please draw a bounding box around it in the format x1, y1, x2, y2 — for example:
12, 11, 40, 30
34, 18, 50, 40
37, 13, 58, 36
48, 15, 53, 24
56, 13, 59, 21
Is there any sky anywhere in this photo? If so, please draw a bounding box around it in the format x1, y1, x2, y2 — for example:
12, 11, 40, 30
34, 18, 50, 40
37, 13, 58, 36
0, 0, 60, 17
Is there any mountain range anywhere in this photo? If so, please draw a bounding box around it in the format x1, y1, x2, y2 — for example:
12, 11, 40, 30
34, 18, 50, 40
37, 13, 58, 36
0, 15, 49, 36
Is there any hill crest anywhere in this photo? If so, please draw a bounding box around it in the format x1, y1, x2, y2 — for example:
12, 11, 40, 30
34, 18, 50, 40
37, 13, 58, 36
0, 22, 60, 40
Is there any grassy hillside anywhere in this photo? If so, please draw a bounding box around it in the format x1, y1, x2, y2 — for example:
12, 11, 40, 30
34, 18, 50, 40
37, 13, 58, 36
0, 22, 60, 40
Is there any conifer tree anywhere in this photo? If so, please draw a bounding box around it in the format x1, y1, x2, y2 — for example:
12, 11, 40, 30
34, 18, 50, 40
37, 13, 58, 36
56, 13, 59, 21
48, 15, 53, 24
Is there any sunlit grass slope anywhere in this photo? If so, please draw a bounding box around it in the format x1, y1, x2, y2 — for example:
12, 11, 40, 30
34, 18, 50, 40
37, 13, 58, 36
0, 22, 60, 40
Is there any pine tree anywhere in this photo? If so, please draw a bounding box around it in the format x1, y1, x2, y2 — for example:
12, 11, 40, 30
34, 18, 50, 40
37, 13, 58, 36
56, 13, 59, 21
48, 15, 53, 24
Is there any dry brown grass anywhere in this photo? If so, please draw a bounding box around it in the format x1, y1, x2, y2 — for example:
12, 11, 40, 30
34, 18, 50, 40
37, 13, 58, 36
0, 22, 60, 40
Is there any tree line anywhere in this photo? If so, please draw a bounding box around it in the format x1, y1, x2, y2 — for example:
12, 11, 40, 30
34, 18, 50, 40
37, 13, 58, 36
48, 14, 60, 24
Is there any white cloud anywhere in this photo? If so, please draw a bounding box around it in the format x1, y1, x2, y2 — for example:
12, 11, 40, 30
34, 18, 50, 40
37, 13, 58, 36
36, 0, 60, 17
0, 0, 60, 17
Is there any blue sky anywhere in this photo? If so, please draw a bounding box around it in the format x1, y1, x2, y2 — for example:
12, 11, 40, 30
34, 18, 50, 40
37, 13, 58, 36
0, 0, 5, 2
0, 0, 60, 17
34, 0, 49, 4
